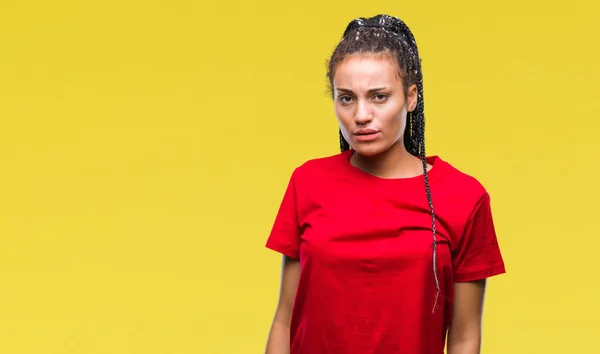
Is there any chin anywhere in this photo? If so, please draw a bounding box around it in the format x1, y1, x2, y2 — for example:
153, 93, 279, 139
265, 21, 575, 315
351, 142, 388, 157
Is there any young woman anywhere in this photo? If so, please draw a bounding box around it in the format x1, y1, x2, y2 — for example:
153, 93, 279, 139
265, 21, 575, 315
264, 14, 505, 354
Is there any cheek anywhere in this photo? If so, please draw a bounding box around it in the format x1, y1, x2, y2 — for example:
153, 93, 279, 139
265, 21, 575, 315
335, 106, 352, 130
398, 115, 407, 136
337, 121, 351, 142
382, 108, 407, 139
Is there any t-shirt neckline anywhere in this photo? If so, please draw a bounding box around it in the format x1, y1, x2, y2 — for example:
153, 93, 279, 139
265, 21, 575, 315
340, 149, 443, 184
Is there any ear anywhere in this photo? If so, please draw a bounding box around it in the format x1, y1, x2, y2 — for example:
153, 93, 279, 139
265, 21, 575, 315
407, 84, 418, 112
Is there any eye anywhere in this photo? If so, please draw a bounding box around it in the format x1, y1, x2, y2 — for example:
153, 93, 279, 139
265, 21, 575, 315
338, 95, 353, 104
373, 94, 388, 102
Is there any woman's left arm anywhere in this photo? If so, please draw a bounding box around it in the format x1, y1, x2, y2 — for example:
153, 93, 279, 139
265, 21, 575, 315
447, 279, 487, 354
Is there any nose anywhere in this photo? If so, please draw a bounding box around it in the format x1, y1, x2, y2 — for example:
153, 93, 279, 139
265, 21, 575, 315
354, 100, 373, 126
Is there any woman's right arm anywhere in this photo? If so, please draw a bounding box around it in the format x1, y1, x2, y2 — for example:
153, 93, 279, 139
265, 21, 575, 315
265, 255, 301, 354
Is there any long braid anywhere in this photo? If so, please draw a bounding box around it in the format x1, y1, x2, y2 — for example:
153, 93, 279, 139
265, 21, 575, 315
329, 14, 441, 313
403, 23, 442, 311
416, 110, 441, 313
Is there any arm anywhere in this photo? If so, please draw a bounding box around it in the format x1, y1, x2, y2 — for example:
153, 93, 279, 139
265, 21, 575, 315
265, 255, 301, 354
447, 279, 487, 354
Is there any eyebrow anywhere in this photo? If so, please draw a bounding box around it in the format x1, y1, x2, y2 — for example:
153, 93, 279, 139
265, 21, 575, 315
335, 87, 390, 94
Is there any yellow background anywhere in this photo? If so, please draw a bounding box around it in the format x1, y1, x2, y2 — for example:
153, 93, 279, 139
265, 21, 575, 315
1, 1, 598, 353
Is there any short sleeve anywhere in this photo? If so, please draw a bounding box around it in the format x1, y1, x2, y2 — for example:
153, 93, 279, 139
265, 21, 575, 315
453, 192, 506, 282
265, 170, 301, 259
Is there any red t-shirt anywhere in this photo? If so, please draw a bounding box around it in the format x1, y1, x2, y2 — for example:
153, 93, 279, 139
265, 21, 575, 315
265, 150, 506, 354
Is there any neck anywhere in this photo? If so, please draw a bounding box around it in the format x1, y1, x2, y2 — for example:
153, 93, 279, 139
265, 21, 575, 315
350, 140, 428, 179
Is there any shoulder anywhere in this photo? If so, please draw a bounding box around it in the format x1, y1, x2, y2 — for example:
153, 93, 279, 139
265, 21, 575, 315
437, 158, 486, 192
434, 156, 490, 206
291, 150, 350, 180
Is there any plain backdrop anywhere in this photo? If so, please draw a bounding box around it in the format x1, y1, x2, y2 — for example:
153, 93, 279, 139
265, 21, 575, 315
1, 1, 599, 353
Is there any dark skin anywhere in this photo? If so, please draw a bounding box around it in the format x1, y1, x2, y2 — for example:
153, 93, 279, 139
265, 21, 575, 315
448, 279, 487, 354
265, 256, 300, 354
265, 55, 488, 354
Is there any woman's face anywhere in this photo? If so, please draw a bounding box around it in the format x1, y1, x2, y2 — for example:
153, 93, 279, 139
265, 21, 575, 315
333, 54, 417, 156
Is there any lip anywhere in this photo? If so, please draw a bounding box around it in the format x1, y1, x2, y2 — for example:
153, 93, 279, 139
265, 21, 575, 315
353, 129, 381, 142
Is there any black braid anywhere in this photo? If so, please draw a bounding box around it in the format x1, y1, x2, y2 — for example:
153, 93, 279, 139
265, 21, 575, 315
339, 128, 351, 151
328, 14, 441, 313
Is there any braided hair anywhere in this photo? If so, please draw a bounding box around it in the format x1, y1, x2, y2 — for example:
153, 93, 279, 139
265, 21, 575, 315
326, 14, 441, 313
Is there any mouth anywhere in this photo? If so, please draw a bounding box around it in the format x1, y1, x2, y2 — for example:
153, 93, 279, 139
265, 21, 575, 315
353, 129, 381, 142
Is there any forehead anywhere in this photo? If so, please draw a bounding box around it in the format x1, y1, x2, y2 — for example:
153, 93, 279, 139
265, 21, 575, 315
333, 54, 402, 88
